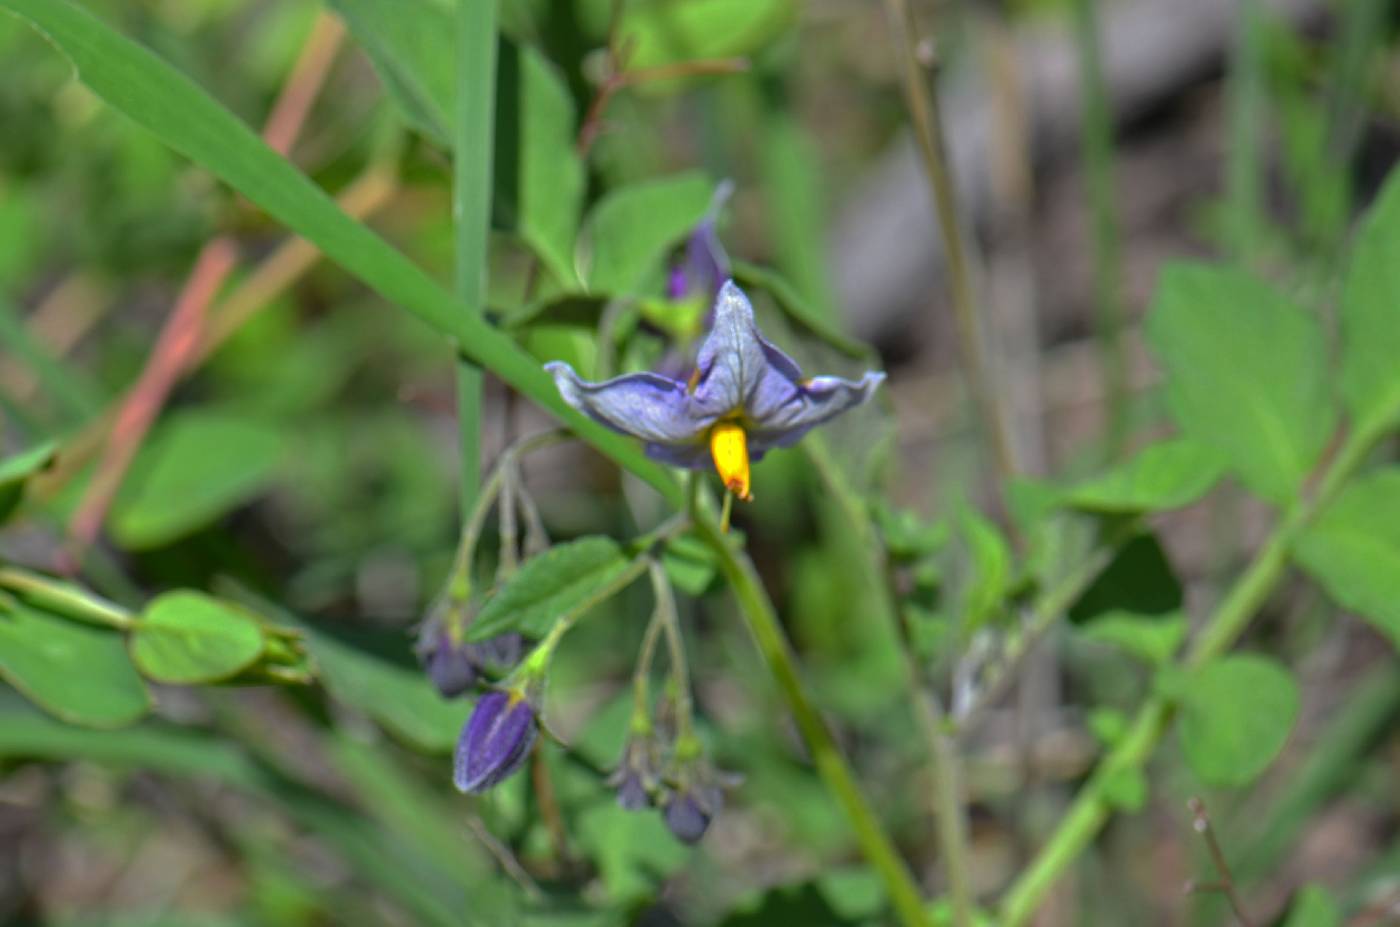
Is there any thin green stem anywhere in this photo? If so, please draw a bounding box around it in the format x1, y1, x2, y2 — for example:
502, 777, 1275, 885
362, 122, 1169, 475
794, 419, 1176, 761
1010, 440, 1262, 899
630, 609, 666, 731
884, 0, 1017, 484
1070, 0, 1129, 457
690, 500, 930, 927
454, 0, 499, 521
649, 561, 694, 742
1225, 0, 1266, 261
999, 415, 1390, 926
0, 566, 134, 629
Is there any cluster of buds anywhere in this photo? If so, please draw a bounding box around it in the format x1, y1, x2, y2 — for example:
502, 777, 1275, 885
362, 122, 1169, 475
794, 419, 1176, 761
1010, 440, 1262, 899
608, 723, 733, 845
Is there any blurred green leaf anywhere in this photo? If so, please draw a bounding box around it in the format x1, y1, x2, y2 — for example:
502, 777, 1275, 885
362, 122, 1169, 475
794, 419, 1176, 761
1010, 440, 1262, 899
0, 602, 150, 727
957, 507, 1011, 633
582, 172, 713, 296
0, 439, 56, 523
0, 0, 682, 505
1064, 439, 1225, 513
576, 798, 690, 904
470, 536, 631, 641
505, 45, 584, 287
1175, 654, 1298, 787
1295, 468, 1400, 649
1099, 767, 1148, 813
111, 410, 284, 549
616, 0, 796, 73
131, 591, 265, 684
1281, 884, 1342, 927
1070, 533, 1185, 666
1146, 263, 1334, 506
326, 0, 454, 144
662, 531, 720, 596
1339, 166, 1400, 432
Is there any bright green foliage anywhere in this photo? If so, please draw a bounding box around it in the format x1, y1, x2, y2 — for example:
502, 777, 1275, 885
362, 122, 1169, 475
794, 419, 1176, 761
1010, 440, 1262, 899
1339, 168, 1400, 432
0, 439, 55, 523
1146, 263, 1334, 507
111, 411, 284, 549
1295, 468, 1400, 648
0, 602, 150, 728
1173, 654, 1299, 788
131, 591, 266, 684
326, 0, 454, 144
1281, 885, 1342, 927
582, 172, 714, 295
1064, 439, 1225, 513
470, 536, 632, 641
661, 531, 721, 596
956, 506, 1011, 633
616, 0, 796, 72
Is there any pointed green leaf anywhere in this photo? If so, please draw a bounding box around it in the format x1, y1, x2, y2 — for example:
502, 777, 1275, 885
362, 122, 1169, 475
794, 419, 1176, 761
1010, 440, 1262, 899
131, 591, 266, 684
1071, 533, 1185, 665
0, 603, 150, 728
1295, 468, 1400, 648
1177, 654, 1298, 787
1339, 167, 1400, 432
1065, 439, 1225, 513
617, 0, 796, 73
1146, 263, 1334, 506
582, 173, 713, 296
957, 508, 1011, 633
111, 411, 284, 549
469, 537, 632, 641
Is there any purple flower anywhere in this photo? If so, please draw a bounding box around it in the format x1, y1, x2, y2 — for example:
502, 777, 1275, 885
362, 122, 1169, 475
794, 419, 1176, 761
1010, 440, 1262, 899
547, 281, 884, 500
453, 690, 538, 793
667, 181, 732, 303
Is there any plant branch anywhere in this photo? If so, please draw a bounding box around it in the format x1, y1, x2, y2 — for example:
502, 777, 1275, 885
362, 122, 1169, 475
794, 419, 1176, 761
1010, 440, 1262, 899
1185, 797, 1256, 927
998, 412, 1393, 926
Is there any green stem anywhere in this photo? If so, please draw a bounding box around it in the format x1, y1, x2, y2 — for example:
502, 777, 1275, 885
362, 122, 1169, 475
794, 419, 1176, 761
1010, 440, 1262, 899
1070, 0, 1129, 457
884, 0, 1017, 484
998, 417, 1389, 926
0, 566, 134, 629
691, 506, 930, 927
454, 0, 499, 521
648, 561, 694, 743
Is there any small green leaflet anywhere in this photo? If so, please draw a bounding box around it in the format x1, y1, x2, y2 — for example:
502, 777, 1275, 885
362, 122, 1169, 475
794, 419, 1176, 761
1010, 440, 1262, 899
469, 536, 633, 641
1171, 654, 1299, 788
131, 591, 266, 684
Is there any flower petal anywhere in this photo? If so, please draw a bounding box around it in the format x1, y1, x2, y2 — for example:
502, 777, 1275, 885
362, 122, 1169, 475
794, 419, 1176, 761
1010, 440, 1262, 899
749, 371, 887, 452
546, 361, 710, 444
691, 281, 772, 415
644, 441, 712, 470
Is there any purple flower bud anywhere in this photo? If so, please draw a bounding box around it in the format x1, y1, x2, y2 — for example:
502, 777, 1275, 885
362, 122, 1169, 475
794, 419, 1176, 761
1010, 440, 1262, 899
418, 625, 478, 698
453, 691, 538, 793
666, 264, 690, 301
663, 787, 718, 844
616, 768, 651, 811
606, 737, 659, 811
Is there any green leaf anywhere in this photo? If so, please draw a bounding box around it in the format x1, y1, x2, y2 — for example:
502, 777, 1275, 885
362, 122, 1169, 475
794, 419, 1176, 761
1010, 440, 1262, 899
1070, 533, 1186, 665
1339, 167, 1400, 432
503, 45, 585, 287
1281, 885, 1342, 927
1064, 439, 1225, 513
0, 439, 56, 523
0, 0, 681, 507
326, 0, 454, 144
131, 591, 265, 684
582, 172, 714, 296
616, 0, 796, 73
1146, 263, 1334, 506
111, 410, 284, 549
469, 537, 631, 641
0, 602, 150, 728
1176, 654, 1299, 787
957, 507, 1011, 633
1295, 468, 1400, 648
661, 531, 720, 596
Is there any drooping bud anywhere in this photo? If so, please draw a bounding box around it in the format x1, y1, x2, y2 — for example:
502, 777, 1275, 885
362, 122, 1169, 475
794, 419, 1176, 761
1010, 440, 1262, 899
607, 737, 660, 811
453, 690, 538, 793
416, 611, 524, 699
663, 785, 721, 844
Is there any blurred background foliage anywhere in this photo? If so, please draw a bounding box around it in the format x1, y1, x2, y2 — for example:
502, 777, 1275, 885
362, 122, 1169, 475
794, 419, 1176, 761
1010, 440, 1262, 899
0, 0, 1399, 925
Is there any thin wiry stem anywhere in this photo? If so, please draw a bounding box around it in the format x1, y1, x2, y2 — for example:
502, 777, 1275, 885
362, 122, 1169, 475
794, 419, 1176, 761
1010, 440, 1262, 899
1185, 797, 1256, 927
